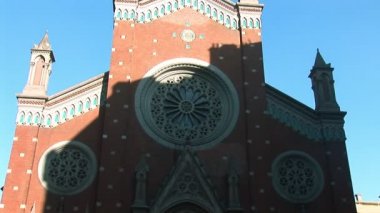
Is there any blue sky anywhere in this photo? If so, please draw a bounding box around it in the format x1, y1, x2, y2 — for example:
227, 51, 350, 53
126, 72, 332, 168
1, 0, 379, 201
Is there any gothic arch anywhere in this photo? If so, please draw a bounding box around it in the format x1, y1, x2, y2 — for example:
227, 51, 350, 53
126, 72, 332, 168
149, 151, 223, 213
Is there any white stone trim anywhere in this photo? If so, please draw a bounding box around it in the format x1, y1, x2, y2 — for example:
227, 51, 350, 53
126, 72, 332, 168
17, 73, 106, 128
114, 0, 262, 30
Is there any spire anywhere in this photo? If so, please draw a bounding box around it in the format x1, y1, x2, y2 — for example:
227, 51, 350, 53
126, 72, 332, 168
19, 33, 55, 98
34, 32, 52, 51
313, 48, 330, 69
309, 49, 340, 112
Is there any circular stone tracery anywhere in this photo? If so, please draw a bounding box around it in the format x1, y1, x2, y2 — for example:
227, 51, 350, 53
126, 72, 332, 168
135, 61, 239, 150
38, 141, 96, 195
272, 151, 324, 203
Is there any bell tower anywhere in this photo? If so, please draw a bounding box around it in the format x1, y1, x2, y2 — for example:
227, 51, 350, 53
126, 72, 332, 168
309, 49, 340, 112
21, 33, 55, 98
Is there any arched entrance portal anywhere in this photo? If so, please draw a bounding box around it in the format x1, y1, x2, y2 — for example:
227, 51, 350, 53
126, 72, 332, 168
165, 202, 208, 213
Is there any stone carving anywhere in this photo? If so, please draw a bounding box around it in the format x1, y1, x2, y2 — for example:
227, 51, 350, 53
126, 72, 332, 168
151, 74, 222, 142
132, 156, 150, 212
227, 161, 242, 212
150, 150, 223, 213
38, 141, 97, 195
181, 29, 196, 42
265, 84, 346, 142
135, 61, 239, 150
272, 151, 324, 203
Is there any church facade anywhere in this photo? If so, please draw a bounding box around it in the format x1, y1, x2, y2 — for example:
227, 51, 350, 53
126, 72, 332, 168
1, 0, 356, 212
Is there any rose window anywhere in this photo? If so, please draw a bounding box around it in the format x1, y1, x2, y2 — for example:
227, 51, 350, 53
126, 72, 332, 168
135, 62, 239, 150
38, 141, 96, 195
272, 151, 324, 203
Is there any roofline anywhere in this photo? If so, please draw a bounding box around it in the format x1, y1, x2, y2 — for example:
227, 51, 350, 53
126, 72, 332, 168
48, 72, 108, 101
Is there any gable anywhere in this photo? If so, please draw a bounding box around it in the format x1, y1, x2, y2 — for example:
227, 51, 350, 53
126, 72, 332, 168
150, 150, 223, 213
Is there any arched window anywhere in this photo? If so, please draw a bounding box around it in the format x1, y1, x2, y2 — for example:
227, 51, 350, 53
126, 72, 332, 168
54, 111, 60, 124
255, 18, 261, 29
62, 108, 68, 120
206, 5, 211, 16
85, 98, 91, 110
219, 12, 224, 23
154, 7, 159, 17
130, 10, 135, 19
226, 16, 231, 27
147, 10, 152, 20
180, 0, 185, 7
32, 56, 45, 86
26, 112, 32, 125
186, 0, 191, 5
193, 0, 198, 8
70, 105, 75, 117
123, 10, 128, 20
78, 102, 83, 114
249, 18, 254, 28
93, 95, 99, 107
212, 9, 217, 19
34, 113, 40, 124
242, 18, 247, 28
47, 115, 52, 126
200, 2, 205, 13
161, 5, 165, 15
139, 13, 145, 22
174, 1, 179, 10
167, 3, 172, 12
19, 112, 25, 124
232, 19, 237, 29
116, 9, 122, 19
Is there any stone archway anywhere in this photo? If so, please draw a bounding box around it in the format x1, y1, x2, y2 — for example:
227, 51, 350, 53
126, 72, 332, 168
165, 202, 208, 213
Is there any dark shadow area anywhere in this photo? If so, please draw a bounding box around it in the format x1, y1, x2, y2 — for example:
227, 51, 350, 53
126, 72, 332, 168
29, 41, 356, 213
38, 43, 267, 213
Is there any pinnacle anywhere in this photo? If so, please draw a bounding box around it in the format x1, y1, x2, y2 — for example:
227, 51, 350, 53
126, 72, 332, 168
313, 48, 330, 68
36, 32, 52, 50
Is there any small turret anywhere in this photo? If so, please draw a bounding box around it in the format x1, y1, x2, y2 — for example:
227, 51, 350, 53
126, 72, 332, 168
309, 49, 340, 112
21, 33, 55, 98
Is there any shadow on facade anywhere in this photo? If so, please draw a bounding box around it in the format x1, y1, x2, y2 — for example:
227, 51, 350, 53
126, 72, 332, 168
34, 41, 357, 213
38, 43, 266, 213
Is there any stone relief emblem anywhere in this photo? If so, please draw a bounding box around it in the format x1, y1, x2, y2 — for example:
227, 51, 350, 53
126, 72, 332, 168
181, 29, 196, 43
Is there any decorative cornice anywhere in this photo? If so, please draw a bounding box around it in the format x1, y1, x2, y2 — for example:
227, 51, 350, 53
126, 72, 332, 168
265, 84, 346, 142
114, 0, 262, 30
18, 99, 46, 106
16, 73, 108, 128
